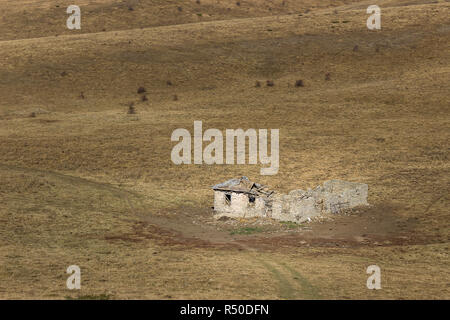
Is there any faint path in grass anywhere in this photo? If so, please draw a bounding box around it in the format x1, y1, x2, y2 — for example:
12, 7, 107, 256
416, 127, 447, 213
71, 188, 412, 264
237, 243, 321, 300
279, 262, 322, 299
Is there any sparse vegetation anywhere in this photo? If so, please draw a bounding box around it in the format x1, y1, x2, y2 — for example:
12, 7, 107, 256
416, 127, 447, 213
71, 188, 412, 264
280, 221, 302, 229
127, 102, 136, 114
230, 227, 264, 235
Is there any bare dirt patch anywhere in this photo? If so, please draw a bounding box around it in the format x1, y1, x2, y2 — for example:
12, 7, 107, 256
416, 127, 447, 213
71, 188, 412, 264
137, 203, 433, 251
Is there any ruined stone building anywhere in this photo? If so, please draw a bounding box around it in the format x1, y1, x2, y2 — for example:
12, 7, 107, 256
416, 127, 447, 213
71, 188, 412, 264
212, 176, 368, 223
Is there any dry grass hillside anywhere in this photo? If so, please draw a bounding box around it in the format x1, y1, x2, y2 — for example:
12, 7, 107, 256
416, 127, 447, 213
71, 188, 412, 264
1, 0, 367, 41
0, 0, 449, 299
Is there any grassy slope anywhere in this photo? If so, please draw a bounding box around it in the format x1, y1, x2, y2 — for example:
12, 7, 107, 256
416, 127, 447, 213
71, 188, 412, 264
0, 0, 366, 41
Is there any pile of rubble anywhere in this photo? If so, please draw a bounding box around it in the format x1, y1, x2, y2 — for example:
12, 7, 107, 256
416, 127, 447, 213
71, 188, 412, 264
212, 177, 368, 223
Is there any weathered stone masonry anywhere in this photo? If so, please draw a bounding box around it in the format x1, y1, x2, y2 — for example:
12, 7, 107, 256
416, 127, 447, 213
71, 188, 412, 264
212, 177, 368, 223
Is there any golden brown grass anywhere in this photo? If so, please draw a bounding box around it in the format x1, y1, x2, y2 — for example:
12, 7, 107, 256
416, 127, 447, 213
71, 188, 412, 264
0, 0, 448, 299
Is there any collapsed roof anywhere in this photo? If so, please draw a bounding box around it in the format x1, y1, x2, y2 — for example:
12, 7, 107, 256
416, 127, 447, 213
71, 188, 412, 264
212, 176, 274, 197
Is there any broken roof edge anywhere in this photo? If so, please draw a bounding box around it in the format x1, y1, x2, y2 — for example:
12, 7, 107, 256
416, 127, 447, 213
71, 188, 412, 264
211, 176, 250, 190
212, 176, 274, 197
213, 187, 274, 196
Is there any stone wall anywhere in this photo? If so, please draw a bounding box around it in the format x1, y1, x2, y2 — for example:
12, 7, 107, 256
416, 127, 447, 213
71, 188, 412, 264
213, 191, 266, 218
213, 180, 368, 222
271, 193, 320, 223
270, 180, 369, 222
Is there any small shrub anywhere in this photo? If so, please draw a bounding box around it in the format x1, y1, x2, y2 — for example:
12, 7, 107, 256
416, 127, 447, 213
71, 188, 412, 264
295, 79, 304, 87
66, 293, 112, 300
280, 221, 302, 229
141, 95, 148, 102
173, 94, 178, 101
266, 80, 274, 87
127, 102, 136, 114
325, 73, 331, 81
137, 87, 146, 94
29, 112, 36, 118
353, 45, 359, 52
255, 80, 261, 87
166, 80, 172, 86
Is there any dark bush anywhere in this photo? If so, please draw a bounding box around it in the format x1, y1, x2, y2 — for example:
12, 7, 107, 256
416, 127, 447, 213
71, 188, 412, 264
127, 103, 136, 114
137, 87, 146, 94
